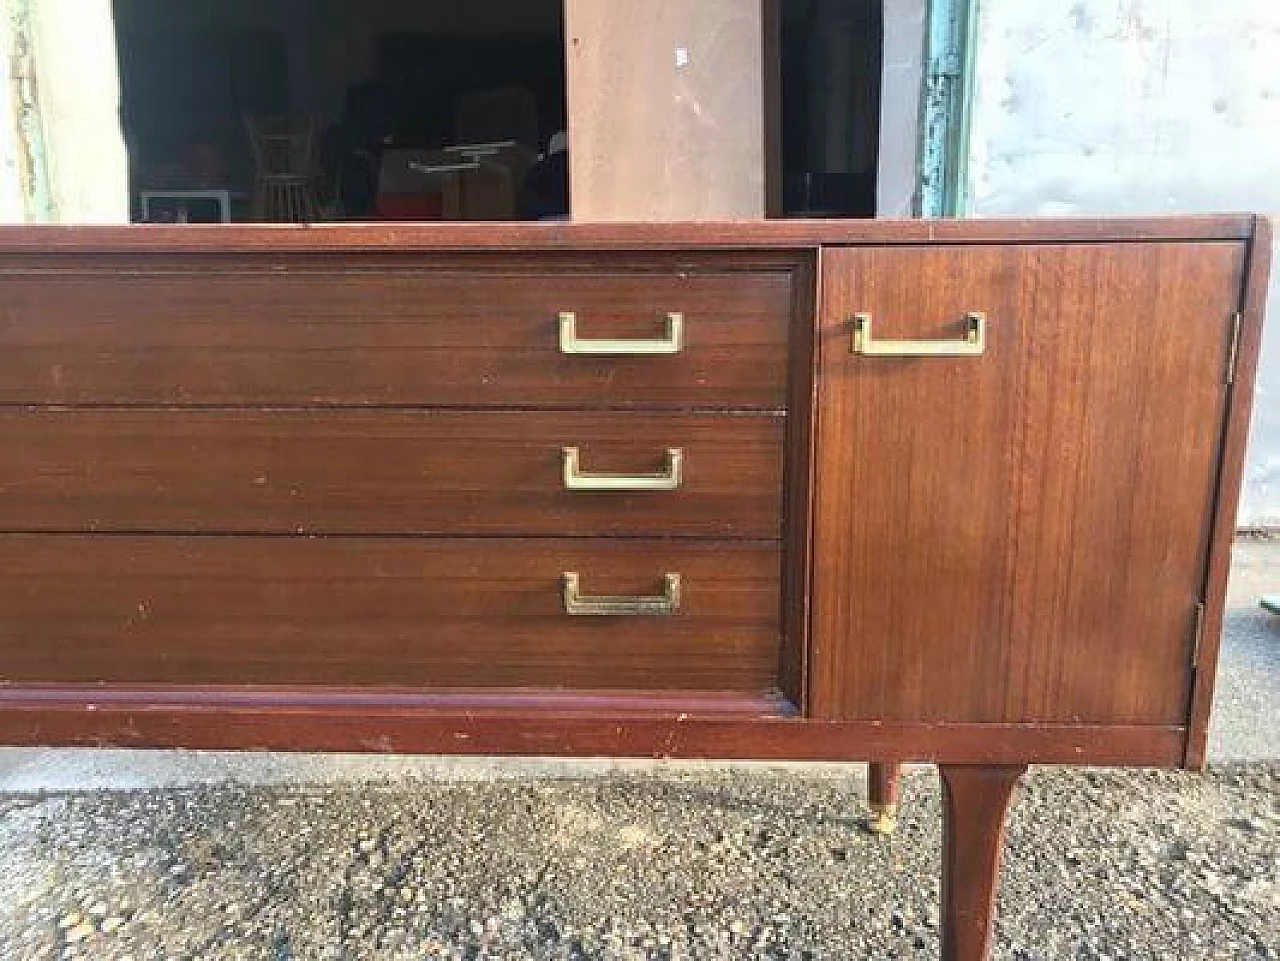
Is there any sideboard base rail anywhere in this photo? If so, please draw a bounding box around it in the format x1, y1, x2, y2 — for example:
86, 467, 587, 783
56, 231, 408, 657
0, 694, 1185, 766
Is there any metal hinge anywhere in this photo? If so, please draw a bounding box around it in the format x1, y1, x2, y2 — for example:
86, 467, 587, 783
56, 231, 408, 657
1190, 601, 1206, 668
1226, 312, 1243, 385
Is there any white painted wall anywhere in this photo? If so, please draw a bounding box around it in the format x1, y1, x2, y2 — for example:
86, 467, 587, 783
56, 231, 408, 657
967, 0, 1280, 527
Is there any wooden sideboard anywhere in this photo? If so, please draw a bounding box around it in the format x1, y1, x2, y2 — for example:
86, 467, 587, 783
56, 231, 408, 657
0, 217, 1269, 960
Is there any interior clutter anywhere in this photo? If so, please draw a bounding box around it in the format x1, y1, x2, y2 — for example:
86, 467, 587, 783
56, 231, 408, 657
113, 0, 880, 224
781, 0, 882, 217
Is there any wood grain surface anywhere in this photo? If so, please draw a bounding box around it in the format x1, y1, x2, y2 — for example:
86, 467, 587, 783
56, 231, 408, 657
0, 217, 1267, 775
0, 696, 1185, 765
0, 217, 1253, 253
0, 409, 784, 537
0, 536, 782, 691
811, 242, 1246, 726
1185, 215, 1273, 767
0, 263, 792, 407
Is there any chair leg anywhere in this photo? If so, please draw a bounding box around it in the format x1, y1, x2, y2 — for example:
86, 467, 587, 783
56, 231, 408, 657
867, 761, 902, 834
938, 764, 1026, 961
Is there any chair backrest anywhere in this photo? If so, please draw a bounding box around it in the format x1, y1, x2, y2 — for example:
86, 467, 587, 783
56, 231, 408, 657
244, 115, 316, 179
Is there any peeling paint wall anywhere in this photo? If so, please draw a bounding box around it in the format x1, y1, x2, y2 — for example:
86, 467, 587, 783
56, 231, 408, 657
1, 0, 128, 224
2, 0, 54, 220
966, 0, 1280, 526
0, 6, 26, 220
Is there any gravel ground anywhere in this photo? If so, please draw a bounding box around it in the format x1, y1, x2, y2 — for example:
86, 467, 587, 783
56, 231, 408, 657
0, 764, 1276, 960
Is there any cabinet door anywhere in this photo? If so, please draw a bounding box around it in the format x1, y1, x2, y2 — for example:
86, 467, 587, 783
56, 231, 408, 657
811, 243, 1245, 725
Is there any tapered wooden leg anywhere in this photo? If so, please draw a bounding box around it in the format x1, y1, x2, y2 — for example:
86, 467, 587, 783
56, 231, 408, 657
867, 761, 902, 834
938, 764, 1026, 961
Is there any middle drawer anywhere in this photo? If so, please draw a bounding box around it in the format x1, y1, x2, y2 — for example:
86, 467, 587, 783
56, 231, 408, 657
1, 409, 784, 538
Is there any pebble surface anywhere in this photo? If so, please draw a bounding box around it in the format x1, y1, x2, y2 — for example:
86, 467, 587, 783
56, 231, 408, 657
0, 764, 1275, 959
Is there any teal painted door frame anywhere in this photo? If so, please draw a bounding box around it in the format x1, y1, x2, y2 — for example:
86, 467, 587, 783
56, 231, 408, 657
918, 0, 979, 217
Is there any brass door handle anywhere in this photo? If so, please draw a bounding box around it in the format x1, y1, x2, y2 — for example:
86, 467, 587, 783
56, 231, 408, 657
561, 572, 681, 616
562, 446, 683, 491
851, 312, 986, 356
558, 311, 684, 354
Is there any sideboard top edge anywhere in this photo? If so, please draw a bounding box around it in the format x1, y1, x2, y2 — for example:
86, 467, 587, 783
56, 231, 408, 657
0, 216, 1255, 253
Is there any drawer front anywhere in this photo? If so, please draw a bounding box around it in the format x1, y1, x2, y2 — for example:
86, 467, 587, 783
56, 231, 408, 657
0, 536, 782, 692
0, 264, 792, 408
0, 410, 784, 537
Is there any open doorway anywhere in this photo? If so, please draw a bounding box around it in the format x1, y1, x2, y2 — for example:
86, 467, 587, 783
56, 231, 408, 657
113, 0, 568, 224
105, 0, 902, 224
779, 0, 883, 218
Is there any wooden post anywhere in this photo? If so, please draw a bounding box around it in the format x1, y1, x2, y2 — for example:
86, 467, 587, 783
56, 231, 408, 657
938, 765, 1026, 961
563, 0, 768, 220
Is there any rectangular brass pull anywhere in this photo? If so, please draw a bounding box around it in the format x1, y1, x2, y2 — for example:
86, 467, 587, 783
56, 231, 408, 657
561, 572, 681, 616
561, 446, 683, 491
851, 312, 986, 356
558, 311, 684, 354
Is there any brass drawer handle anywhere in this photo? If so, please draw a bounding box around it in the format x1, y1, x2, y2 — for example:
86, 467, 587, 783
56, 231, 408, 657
851, 312, 986, 356
561, 572, 681, 616
561, 446, 683, 491
558, 311, 684, 354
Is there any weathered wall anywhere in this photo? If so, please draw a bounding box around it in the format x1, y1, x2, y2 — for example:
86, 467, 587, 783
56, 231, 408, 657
565, 0, 767, 220
1, 0, 128, 223
0, 6, 27, 221
967, 0, 1280, 526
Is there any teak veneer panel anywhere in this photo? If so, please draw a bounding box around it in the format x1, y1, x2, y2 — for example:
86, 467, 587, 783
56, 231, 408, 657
0, 218, 1251, 253
0, 264, 792, 408
0, 410, 784, 538
811, 242, 1246, 726
0, 218, 1267, 961
0, 536, 782, 692
0, 216, 1268, 772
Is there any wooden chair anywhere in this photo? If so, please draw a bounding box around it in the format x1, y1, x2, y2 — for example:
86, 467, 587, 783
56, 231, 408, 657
244, 115, 320, 223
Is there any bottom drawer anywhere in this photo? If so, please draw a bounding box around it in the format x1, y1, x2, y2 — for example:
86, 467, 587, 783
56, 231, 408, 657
0, 536, 782, 693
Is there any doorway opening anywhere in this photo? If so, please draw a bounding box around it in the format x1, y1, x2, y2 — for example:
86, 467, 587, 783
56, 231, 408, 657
779, 0, 884, 218
112, 0, 567, 224
106, 0, 905, 224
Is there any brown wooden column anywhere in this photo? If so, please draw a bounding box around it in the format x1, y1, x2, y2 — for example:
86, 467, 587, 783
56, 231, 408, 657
563, 0, 768, 220
938, 764, 1026, 961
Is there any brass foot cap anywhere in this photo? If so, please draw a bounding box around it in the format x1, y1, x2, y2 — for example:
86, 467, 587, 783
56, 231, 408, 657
868, 802, 899, 836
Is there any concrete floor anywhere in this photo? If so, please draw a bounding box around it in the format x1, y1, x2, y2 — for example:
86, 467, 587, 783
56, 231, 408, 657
1207, 539, 1280, 761
0, 541, 1276, 791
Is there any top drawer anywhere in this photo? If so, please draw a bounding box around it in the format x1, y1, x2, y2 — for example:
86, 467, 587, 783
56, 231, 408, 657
0, 257, 795, 408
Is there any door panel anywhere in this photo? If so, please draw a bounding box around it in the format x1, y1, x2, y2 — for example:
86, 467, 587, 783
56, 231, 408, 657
811, 243, 1245, 725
